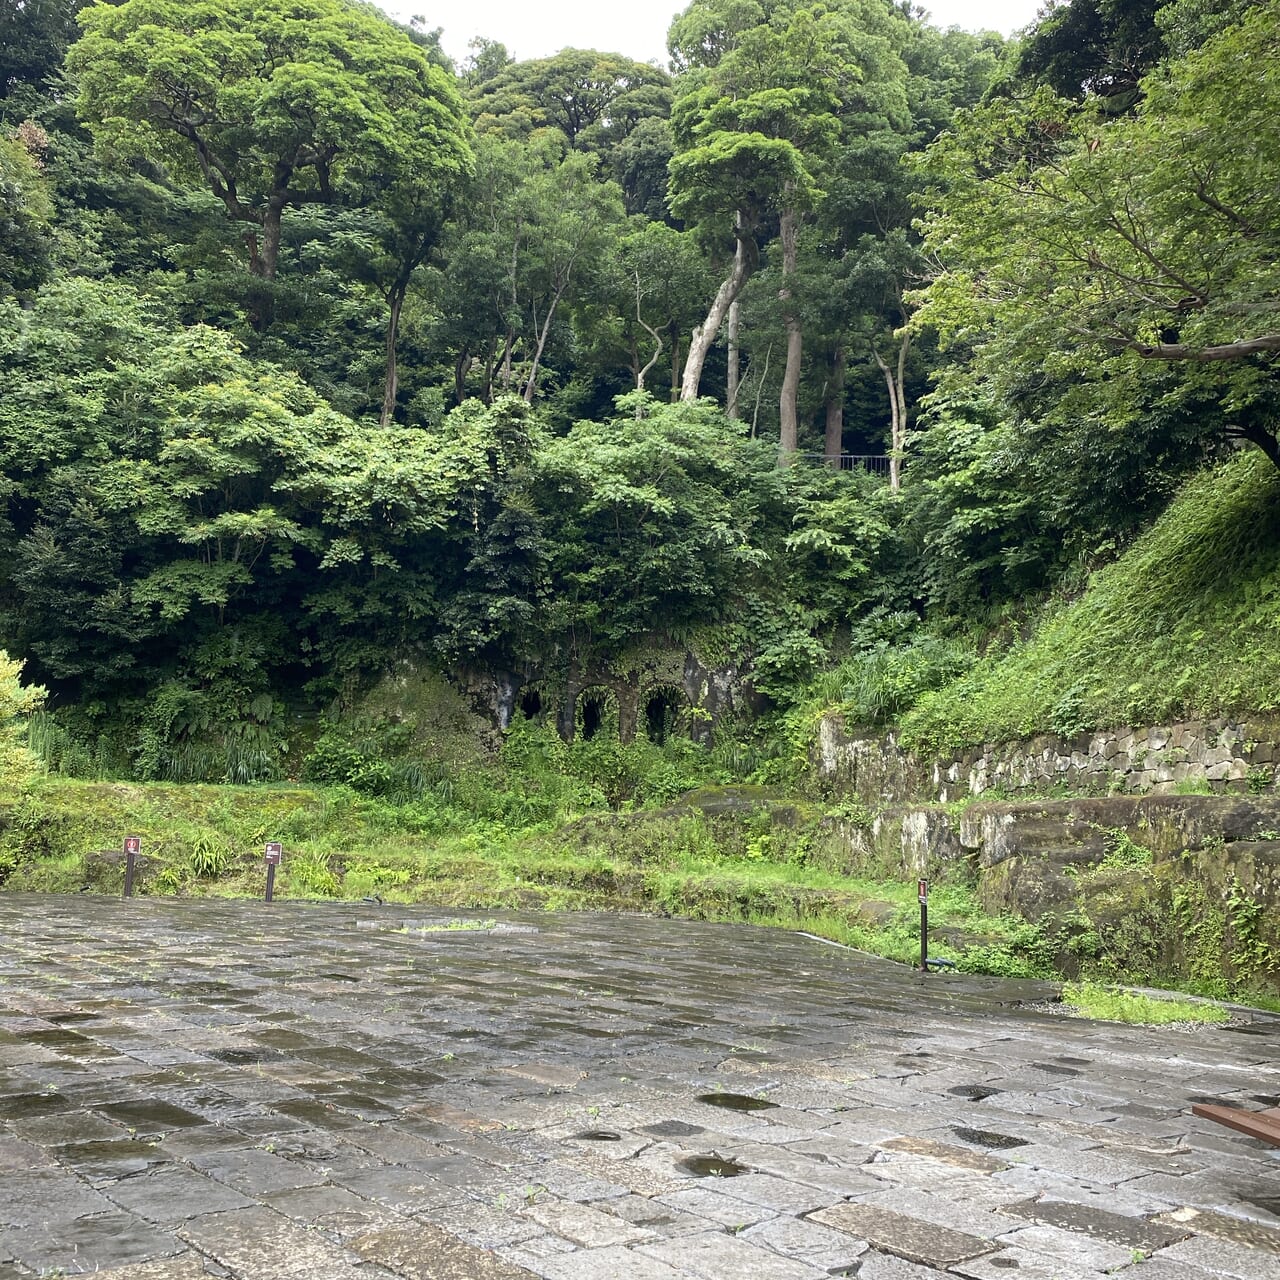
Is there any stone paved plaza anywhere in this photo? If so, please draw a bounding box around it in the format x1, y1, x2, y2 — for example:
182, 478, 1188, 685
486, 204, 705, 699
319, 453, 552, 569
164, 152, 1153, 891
0, 894, 1278, 1279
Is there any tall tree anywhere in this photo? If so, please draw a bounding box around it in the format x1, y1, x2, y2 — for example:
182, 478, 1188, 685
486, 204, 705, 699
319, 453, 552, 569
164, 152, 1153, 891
667, 0, 909, 461
67, 0, 471, 293
470, 49, 672, 157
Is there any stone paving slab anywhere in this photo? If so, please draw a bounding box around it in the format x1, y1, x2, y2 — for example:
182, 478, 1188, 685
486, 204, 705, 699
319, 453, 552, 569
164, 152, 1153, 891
0, 894, 1278, 1278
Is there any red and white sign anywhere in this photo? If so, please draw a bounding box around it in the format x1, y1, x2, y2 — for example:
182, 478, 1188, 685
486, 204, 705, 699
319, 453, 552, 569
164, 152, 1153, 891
124, 836, 141, 856
264, 842, 283, 865
917, 878, 929, 905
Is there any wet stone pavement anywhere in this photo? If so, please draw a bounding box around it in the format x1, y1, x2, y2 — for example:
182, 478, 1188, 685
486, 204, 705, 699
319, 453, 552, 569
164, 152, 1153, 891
0, 896, 1278, 1280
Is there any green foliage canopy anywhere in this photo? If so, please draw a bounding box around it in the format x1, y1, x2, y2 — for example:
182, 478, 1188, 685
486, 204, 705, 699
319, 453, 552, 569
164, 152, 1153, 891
915, 2, 1280, 465
67, 0, 472, 281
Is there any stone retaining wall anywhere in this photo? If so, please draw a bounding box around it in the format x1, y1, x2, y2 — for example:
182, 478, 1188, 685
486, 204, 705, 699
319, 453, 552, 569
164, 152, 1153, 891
816, 713, 1280, 806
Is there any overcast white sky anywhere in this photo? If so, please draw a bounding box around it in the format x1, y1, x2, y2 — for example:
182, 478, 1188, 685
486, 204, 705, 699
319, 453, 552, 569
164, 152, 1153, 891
384, 1, 1046, 68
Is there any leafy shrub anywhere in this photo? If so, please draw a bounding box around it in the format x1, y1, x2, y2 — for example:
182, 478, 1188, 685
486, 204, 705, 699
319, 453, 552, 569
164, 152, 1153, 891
814, 634, 975, 727
1, 651, 44, 788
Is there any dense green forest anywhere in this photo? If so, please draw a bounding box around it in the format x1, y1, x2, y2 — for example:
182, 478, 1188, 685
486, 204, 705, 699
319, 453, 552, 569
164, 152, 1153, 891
0, 0, 1275, 787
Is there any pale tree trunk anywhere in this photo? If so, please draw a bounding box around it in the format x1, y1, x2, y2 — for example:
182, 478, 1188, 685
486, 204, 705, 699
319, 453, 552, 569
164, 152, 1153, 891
499, 328, 515, 393
634, 270, 662, 408
380, 284, 406, 427
499, 227, 521, 393
245, 201, 286, 331
777, 209, 802, 462
751, 342, 772, 438
726, 298, 741, 419
681, 212, 753, 401
824, 342, 845, 465
873, 331, 910, 492
522, 283, 569, 402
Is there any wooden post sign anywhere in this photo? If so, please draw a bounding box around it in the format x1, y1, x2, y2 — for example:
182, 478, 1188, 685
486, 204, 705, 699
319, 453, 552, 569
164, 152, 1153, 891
264, 842, 282, 902
123, 835, 141, 899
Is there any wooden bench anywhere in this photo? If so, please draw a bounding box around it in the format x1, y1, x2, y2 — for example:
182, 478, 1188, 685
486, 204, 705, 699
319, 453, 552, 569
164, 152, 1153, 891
1191, 1102, 1280, 1147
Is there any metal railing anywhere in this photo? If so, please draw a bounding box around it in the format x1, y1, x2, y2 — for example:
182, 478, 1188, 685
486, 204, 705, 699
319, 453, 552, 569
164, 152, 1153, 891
795, 452, 893, 476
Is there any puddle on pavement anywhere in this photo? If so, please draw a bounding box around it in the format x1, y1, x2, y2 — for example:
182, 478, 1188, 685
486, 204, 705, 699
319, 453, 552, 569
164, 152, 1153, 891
989, 1258, 1020, 1269
17, 1029, 112, 1057
313, 972, 360, 983
0, 1093, 72, 1121
538, 1022, 617, 1039
640, 1120, 705, 1137
99, 1100, 207, 1132
1240, 1194, 1280, 1217
1249, 1094, 1280, 1106
360, 1068, 446, 1090
55, 1139, 165, 1180
679, 1153, 748, 1178
209, 1048, 286, 1065
948, 1085, 1002, 1101
1221, 1024, 1277, 1035
46, 1012, 98, 1025
1031, 1062, 1081, 1076
695, 1092, 777, 1112
572, 1130, 622, 1141
1056, 1056, 1092, 1066
951, 1126, 1029, 1150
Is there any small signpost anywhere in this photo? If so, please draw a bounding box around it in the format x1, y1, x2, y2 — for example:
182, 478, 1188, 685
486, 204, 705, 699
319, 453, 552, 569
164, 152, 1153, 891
264, 842, 282, 903
123, 835, 141, 899
918, 878, 929, 972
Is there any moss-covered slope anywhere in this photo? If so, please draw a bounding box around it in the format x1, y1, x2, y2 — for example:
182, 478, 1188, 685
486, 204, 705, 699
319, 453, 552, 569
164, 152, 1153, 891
903, 454, 1280, 752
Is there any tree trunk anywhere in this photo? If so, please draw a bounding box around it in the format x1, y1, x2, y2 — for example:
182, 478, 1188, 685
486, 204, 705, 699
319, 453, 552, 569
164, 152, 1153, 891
824, 342, 845, 466
777, 209, 802, 462
380, 284, 406, 428
260, 201, 284, 281
681, 213, 754, 401
482, 336, 497, 404
670, 328, 682, 402
522, 285, 567, 402
726, 298, 741, 419
243, 227, 265, 278
873, 330, 910, 492
499, 328, 515, 393
454, 348, 472, 405
1228, 422, 1280, 468
895, 330, 910, 488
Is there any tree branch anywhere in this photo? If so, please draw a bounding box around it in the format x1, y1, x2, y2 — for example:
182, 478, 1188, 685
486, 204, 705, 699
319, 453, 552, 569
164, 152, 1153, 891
1126, 334, 1280, 361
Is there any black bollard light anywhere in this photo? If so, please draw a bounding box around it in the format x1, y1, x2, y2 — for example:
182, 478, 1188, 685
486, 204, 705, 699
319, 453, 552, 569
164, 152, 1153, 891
264, 841, 282, 902
123, 835, 141, 898
918, 877, 929, 972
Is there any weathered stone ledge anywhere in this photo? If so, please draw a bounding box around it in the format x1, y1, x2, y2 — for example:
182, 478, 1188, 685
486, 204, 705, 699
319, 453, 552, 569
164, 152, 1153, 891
817, 713, 1280, 806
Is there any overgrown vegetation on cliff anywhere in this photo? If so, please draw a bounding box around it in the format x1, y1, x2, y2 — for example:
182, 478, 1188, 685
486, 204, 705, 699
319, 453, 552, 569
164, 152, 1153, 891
898, 454, 1280, 751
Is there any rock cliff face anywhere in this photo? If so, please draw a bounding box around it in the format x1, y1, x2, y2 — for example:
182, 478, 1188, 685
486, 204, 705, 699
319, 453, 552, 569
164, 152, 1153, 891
830, 789, 1280, 991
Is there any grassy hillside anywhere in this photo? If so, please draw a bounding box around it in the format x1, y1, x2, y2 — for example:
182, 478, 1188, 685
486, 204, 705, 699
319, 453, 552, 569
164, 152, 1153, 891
902, 453, 1280, 752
